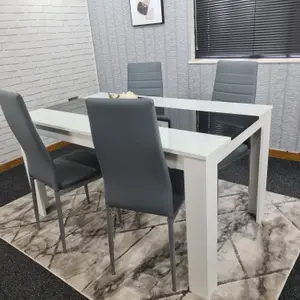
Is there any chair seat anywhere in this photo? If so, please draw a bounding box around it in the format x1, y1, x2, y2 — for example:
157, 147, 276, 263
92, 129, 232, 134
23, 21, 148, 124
219, 144, 249, 171
53, 157, 99, 190
60, 149, 101, 171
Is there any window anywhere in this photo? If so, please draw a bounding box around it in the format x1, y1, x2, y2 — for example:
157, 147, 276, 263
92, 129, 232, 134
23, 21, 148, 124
194, 0, 300, 59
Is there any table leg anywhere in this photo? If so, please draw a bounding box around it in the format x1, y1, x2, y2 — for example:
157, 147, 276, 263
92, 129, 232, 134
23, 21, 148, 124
21, 147, 49, 217
248, 114, 271, 222
184, 157, 218, 299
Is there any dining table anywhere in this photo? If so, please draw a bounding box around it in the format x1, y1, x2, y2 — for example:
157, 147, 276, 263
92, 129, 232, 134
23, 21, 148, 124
28, 92, 272, 300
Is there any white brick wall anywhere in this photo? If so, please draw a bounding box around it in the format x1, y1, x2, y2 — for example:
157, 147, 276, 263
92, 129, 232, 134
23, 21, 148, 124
0, 0, 99, 164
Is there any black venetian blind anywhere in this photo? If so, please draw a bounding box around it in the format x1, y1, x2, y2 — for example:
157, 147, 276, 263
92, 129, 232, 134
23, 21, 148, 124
195, 0, 300, 59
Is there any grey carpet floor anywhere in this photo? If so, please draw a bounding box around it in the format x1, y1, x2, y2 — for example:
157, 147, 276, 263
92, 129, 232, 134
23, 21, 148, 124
0, 239, 88, 300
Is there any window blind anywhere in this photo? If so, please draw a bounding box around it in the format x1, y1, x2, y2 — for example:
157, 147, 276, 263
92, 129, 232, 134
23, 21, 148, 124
195, 0, 300, 59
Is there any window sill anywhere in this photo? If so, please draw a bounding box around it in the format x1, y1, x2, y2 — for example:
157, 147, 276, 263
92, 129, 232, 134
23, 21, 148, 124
188, 58, 300, 65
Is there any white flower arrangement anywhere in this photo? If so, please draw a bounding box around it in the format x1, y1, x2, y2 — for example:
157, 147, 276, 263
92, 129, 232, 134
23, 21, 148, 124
108, 91, 138, 99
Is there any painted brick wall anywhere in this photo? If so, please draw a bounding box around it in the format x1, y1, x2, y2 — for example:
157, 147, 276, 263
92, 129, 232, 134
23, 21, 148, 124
0, 0, 99, 164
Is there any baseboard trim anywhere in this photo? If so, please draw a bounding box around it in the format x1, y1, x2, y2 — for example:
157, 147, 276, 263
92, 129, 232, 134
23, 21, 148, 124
0, 142, 70, 173
269, 149, 300, 162
0, 145, 299, 173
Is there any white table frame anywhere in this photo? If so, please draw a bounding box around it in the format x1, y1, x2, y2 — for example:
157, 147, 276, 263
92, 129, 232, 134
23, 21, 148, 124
28, 94, 272, 300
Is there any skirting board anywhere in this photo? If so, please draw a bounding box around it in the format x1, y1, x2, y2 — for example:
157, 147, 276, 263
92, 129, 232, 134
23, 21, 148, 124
269, 149, 300, 162
0, 145, 299, 173
0, 142, 70, 173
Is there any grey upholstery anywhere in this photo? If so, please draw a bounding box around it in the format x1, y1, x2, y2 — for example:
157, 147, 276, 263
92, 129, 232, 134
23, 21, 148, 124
86, 97, 183, 218
212, 60, 258, 104
86, 97, 184, 291
54, 157, 98, 190
0, 90, 57, 188
61, 149, 101, 172
0, 89, 101, 253
53, 97, 101, 171
210, 60, 258, 170
0, 90, 100, 190
128, 62, 165, 116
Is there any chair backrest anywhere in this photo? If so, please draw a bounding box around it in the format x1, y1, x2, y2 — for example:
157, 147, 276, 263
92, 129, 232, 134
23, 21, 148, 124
128, 62, 164, 115
0, 90, 56, 187
209, 60, 258, 138
212, 60, 258, 103
86, 97, 174, 217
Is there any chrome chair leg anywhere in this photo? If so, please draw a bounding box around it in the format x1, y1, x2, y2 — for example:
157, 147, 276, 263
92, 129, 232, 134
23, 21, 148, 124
30, 177, 40, 230
54, 191, 67, 253
168, 218, 176, 292
84, 184, 90, 204
107, 207, 116, 275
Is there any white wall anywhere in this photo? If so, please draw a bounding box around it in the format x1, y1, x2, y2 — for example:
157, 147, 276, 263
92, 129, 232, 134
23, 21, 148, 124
0, 0, 99, 164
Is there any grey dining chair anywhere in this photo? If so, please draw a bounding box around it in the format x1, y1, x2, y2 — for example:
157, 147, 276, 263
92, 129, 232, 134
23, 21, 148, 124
86, 97, 185, 292
0, 90, 102, 253
211, 60, 258, 170
128, 62, 171, 128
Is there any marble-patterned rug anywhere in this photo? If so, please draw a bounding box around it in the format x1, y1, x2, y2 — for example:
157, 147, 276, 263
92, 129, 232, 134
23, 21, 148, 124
0, 179, 300, 300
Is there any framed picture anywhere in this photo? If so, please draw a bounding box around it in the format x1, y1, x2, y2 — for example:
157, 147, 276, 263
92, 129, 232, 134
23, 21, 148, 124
130, 0, 164, 27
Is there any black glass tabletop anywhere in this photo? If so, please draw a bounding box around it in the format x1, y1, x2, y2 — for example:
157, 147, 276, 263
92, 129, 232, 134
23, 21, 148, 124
48, 99, 88, 115
47, 98, 257, 137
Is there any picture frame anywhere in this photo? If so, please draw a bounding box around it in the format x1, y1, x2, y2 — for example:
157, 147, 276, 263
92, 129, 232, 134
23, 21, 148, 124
129, 0, 164, 27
